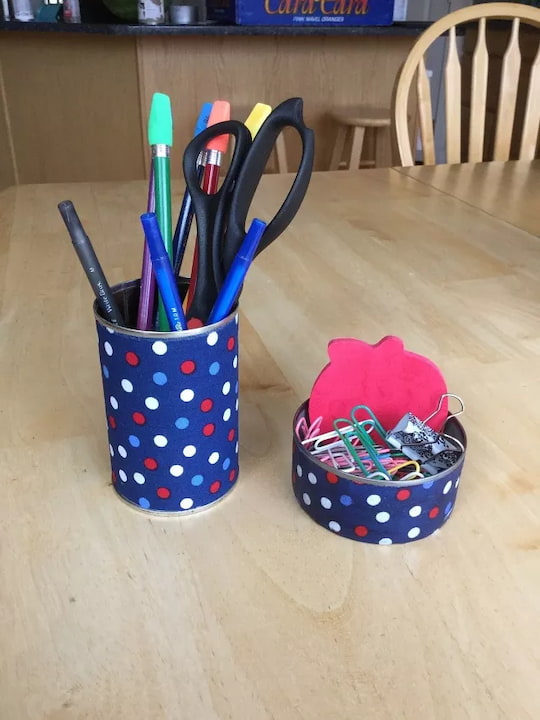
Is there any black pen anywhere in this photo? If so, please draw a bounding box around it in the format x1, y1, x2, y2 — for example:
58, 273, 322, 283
58, 200, 124, 325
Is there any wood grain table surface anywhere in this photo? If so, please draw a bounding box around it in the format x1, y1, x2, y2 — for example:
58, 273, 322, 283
1, 161, 539, 720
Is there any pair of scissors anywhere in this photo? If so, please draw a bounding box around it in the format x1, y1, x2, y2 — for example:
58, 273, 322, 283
182, 97, 315, 325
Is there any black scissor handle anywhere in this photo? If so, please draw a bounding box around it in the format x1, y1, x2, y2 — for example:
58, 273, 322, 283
182, 120, 252, 322
221, 98, 315, 276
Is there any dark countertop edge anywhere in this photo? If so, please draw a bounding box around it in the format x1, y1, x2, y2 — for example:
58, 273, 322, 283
0, 19, 430, 37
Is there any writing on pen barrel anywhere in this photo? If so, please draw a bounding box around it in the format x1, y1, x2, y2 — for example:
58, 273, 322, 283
208, 218, 266, 325
57, 200, 124, 326
140, 212, 187, 332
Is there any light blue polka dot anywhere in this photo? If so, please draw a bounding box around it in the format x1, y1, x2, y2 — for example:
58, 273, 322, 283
191, 474, 204, 486
445, 502, 453, 516
209, 361, 220, 375
153, 371, 168, 386
175, 417, 190, 430
102, 365, 109, 379
340, 494, 353, 506
235, 381, 239, 393
422, 481, 434, 489
222, 457, 231, 471
128, 435, 140, 447
138, 497, 151, 509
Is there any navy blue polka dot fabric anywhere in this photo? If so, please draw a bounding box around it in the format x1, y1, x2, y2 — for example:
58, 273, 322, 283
95, 313, 239, 513
292, 404, 466, 544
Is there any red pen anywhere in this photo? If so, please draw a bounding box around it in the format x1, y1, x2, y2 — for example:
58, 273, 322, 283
186, 100, 230, 318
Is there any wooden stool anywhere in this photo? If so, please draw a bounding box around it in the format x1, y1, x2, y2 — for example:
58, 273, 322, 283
329, 107, 391, 170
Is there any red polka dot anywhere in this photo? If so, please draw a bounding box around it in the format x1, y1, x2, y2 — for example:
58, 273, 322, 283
429, 506, 440, 519
326, 472, 339, 484
144, 458, 158, 471
180, 360, 196, 374
210, 480, 221, 494
125, 351, 139, 366
111, 471, 117, 484
203, 423, 215, 437
396, 489, 411, 501
227, 429, 235, 442
229, 469, 236, 482
200, 398, 213, 412
227, 336, 235, 351
132, 412, 146, 425
354, 525, 369, 537
157, 487, 171, 499
108, 415, 116, 429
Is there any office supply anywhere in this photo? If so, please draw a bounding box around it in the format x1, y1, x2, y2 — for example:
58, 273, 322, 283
136, 166, 157, 330
308, 336, 449, 435
140, 212, 187, 332
148, 92, 174, 331
186, 100, 231, 320
172, 101, 213, 276
58, 200, 124, 326
207, 218, 266, 324
244, 103, 272, 139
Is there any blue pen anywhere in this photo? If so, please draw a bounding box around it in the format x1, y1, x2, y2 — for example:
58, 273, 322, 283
208, 218, 266, 325
140, 212, 187, 332
172, 102, 213, 275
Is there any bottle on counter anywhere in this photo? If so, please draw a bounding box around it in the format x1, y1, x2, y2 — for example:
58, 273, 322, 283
138, 0, 166, 25
63, 0, 81, 23
10, 0, 34, 21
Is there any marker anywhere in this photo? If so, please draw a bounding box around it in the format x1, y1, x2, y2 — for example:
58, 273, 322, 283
148, 92, 173, 330
172, 101, 213, 276
244, 103, 272, 139
140, 212, 187, 331
207, 218, 266, 325
58, 200, 124, 326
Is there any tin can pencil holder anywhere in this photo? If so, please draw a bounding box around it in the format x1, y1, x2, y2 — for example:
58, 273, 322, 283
94, 280, 239, 514
292, 402, 467, 545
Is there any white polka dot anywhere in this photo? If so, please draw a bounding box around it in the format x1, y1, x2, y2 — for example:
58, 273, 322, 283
233, 355, 238, 368
154, 435, 168, 447
408, 527, 421, 539
302, 492, 311, 505
109, 444, 114, 457
223, 408, 231, 421
376, 511, 390, 523
329, 521, 341, 532
121, 379, 133, 393
321, 497, 332, 509
235, 441, 239, 454
443, 480, 452, 494
180, 497, 194, 510
118, 445, 127, 458
110, 396, 118, 410
222, 381, 231, 395
183, 445, 197, 457
308, 472, 317, 485
235, 399, 239, 411
106, 326, 114, 334
208, 451, 220, 464
152, 340, 167, 355
104, 341, 113, 356
145, 396, 159, 410
409, 505, 422, 518
296, 464, 303, 477
379, 537, 393, 545
455, 477, 460, 487
367, 494, 381, 506
170, 464, 184, 477
180, 389, 194, 402
133, 472, 146, 485
207, 331, 218, 346
235, 314, 239, 324
119, 469, 127, 482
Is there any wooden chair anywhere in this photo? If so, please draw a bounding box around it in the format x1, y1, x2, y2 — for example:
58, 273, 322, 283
328, 107, 392, 170
393, 2, 540, 167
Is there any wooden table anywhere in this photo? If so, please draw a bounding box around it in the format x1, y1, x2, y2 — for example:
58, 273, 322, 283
1, 161, 539, 720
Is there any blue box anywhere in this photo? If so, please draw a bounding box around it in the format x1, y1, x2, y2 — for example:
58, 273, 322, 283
207, 1, 395, 26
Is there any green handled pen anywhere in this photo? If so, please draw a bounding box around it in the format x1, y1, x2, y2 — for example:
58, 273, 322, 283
148, 92, 173, 331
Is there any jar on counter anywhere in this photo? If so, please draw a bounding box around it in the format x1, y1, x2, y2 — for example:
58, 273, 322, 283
138, 0, 166, 25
